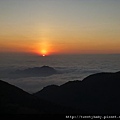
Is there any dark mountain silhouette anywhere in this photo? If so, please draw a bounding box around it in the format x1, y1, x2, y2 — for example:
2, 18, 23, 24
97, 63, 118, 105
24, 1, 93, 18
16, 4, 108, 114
0, 80, 40, 114
5, 66, 58, 78
0, 79, 82, 114
1, 71, 120, 114
34, 71, 120, 114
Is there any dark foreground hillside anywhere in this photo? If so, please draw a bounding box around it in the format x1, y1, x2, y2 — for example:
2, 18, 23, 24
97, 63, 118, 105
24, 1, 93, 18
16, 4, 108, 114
1, 71, 120, 115
35, 71, 120, 114
0, 79, 82, 114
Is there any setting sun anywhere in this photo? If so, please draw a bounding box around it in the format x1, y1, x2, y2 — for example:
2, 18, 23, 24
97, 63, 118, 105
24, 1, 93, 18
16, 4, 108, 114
0, 0, 120, 55
0, 0, 120, 114
41, 49, 47, 56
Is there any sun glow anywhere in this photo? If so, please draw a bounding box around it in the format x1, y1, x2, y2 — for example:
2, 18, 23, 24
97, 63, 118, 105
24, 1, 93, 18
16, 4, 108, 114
41, 49, 47, 56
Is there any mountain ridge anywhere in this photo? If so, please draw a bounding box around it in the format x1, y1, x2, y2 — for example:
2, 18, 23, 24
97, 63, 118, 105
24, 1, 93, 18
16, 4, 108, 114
0, 66, 58, 79
1, 70, 120, 114
0, 79, 82, 114
34, 71, 120, 114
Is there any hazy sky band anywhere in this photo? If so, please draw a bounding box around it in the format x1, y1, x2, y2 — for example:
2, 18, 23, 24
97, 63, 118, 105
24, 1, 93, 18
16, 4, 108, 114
0, 0, 120, 54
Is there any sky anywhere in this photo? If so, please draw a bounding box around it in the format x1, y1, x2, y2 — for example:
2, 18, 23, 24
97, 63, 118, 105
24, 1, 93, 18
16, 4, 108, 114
0, 0, 120, 55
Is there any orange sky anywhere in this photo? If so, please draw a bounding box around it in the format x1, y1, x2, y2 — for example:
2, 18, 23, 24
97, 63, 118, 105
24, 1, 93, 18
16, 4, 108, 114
0, 0, 120, 56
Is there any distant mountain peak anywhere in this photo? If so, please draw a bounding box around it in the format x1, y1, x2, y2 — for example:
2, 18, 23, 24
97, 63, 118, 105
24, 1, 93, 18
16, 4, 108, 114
10, 66, 58, 78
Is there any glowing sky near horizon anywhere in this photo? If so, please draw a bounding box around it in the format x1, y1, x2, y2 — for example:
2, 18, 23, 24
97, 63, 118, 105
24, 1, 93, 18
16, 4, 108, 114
0, 0, 120, 55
